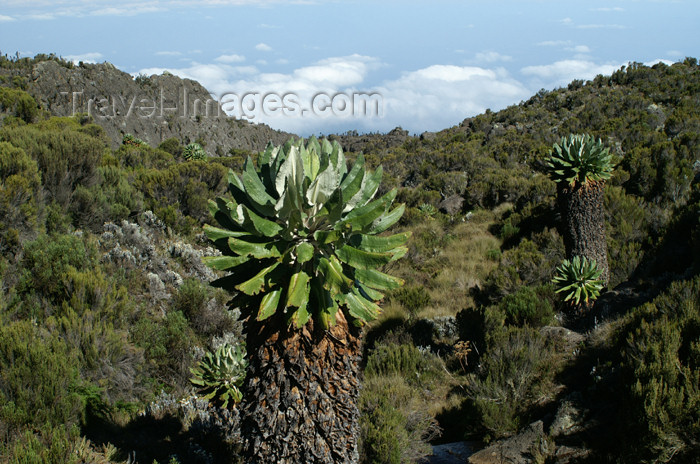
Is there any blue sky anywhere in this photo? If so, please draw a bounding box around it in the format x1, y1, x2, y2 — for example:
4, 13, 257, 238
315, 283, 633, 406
0, 0, 698, 135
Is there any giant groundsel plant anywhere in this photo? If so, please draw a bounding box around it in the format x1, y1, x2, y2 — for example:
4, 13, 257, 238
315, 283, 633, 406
203, 137, 408, 328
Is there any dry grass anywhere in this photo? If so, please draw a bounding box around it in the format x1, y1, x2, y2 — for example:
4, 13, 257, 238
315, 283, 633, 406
392, 209, 502, 319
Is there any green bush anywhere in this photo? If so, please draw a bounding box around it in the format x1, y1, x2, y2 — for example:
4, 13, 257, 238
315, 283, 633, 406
0, 122, 106, 209
0, 321, 85, 435
0, 87, 39, 123
484, 239, 554, 301
467, 327, 555, 441
171, 278, 233, 337
0, 141, 41, 251
132, 310, 197, 389
19, 233, 96, 304
359, 376, 439, 464
365, 342, 443, 386
4, 424, 82, 464
618, 276, 700, 462
158, 137, 183, 157
501, 285, 555, 327
388, 285, 431, 316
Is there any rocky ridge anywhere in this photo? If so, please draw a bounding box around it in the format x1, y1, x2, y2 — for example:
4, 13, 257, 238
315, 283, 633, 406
11, 59, 293, 153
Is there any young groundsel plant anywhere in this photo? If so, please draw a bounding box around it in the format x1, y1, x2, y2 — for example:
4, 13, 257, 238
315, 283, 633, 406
190, 341, 248, 409
552, 255, 604, 306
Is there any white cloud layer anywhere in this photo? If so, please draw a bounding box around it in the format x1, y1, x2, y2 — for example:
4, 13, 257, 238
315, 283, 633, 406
64, 52, 104, 63
135, 54, 647, 135
137, 55, 536, 135
521, 59, 622, 89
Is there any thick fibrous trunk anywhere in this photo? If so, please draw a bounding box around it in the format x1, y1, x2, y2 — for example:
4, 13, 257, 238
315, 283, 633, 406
239, 311, 362, 464
558, 181, 610, 286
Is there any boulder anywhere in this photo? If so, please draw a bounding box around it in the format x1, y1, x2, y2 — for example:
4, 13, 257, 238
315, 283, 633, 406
438, 194, 465, 215
468, 421, 545, 464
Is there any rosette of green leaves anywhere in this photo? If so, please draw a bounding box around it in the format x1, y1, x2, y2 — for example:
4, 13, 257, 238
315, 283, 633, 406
203, 137, 409, 329
552, 256, 604, 305
183, 142, 207, 161
546, 134, 614, 186
190, 342, 248, 409
122, 133, 146, 147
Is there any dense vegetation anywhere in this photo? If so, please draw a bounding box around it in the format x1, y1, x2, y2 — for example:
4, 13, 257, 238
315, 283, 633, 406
0, 56, 698, 463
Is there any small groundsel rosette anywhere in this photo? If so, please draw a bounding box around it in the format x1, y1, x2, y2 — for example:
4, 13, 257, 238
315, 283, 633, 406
546, 134, 614, 186
190, 342, 248, 409
203, 137, 409, 329
552, 255, 604, 305
184, 142, 207, 161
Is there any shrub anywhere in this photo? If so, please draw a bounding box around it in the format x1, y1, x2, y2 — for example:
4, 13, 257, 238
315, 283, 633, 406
0, 123, 106, 209
483, 239, 553, 302
158, 137, 183, 157
467, 327, 555, 441
132, 310, 197, 389
0, 141, 41, 251
19, 233, 96, 304
618, 276, 700, 462
0, 87, 39, 123
0, 320, 84, 436
388, 285, 431, 317
501, 285, 555, 327
365, 342, 443, 386
359, 375, 440, 464
172, 278, 233, 338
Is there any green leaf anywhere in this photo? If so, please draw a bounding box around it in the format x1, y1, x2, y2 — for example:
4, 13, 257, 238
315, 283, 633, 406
295, 242, 314, 264
202, 254, 250, 270
348, 232, 411, 253
313, 229, 341, 245
236, 262, 281, 295
288, 304, 311, 328
228, 237, 283, 259
242, 157, 276, 212
275, 144, 303, 196
203, 224, 250, 241
367, 204, 405, 235
240, 205, 283, 237
341, 188, 397, 230
336, 245, 396, 269
345, 165, 382, 211
303, 141, 321, 181
317, 256, 352, 294
339, 153, 365, 204
354, 268, 404, 290
340, 288, 380, 324
258, 288, 282, 321
286, 270, 311, 308
356, 283, 384, 301
306, 163, 339, 206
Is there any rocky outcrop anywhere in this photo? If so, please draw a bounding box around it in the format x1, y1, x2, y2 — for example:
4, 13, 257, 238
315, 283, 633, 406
468, 421, 546, 464
23, 60, 292, 153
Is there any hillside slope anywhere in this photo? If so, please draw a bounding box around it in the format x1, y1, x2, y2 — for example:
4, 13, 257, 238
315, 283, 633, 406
0, 54, 292, 153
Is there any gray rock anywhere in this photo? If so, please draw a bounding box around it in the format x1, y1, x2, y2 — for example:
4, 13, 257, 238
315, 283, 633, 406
549, 393, 586, 438
23, 60, 292, 153
439, 194, 465, 215
428, 442, 477, 464
468, 421, 545, 464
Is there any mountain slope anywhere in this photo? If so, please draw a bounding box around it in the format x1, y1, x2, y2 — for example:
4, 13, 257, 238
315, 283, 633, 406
1, 54, 292, 153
